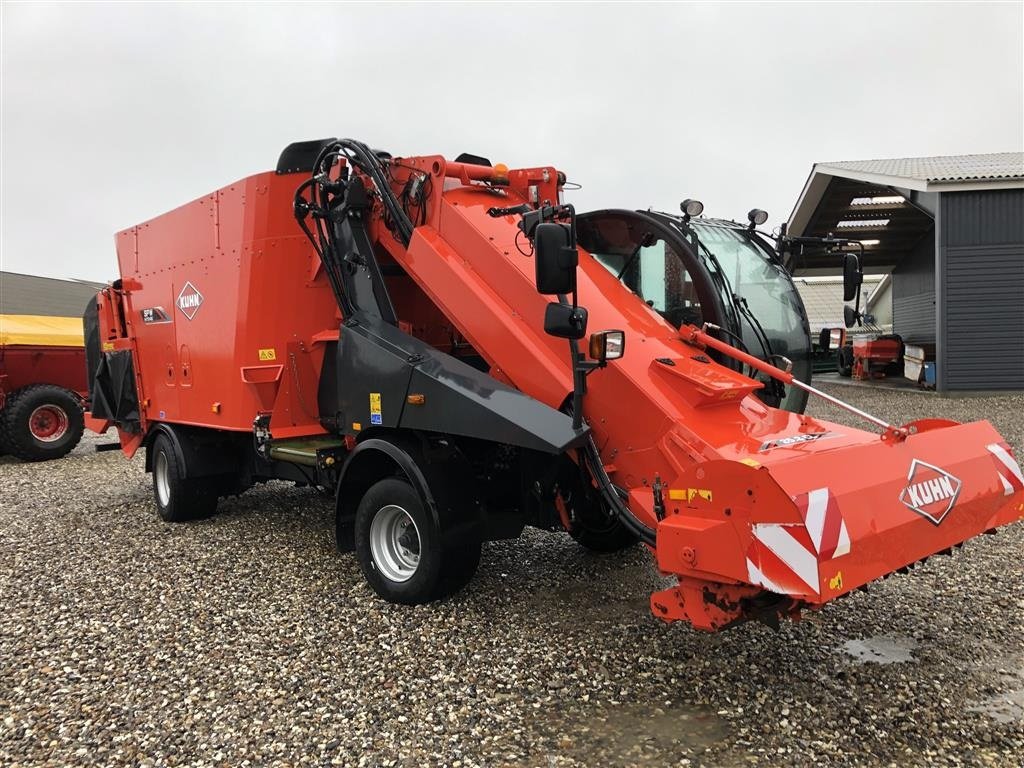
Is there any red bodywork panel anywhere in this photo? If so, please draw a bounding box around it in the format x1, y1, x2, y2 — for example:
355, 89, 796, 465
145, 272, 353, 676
95, 151, 1024, 630
106, 174, 340, 446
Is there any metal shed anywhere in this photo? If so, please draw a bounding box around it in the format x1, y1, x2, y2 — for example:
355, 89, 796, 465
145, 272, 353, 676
786, 152, 1024, 392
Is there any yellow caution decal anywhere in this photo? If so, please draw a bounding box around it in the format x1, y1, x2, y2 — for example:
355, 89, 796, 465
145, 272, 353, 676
258, 348, 276, 361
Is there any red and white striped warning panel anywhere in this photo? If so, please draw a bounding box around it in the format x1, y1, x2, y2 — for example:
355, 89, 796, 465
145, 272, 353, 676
798, 487, 851, 559
987, 443, 1024, 497
745, 488, 850, 597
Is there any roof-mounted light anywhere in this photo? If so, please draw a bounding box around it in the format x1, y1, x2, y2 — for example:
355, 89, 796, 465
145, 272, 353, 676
680, 199, 704, 220
747, 209, 769, 228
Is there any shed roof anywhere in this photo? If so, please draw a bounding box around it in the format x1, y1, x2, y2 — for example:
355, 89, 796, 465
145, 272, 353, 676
817, 152, 1023, 185
785, 152, 1023, 275
0, 271, 107, 318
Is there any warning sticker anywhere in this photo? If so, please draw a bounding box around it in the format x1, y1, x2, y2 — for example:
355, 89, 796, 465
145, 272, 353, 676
369, 392, 382, 425
258, 348, 277, 361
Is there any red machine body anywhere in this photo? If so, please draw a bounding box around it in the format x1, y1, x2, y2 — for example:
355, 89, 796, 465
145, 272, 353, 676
87, 142, 1024, 631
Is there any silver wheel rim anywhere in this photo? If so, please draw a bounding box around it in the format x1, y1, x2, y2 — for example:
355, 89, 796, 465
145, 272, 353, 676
369, 504, 421, 582
155, 451, 171, 507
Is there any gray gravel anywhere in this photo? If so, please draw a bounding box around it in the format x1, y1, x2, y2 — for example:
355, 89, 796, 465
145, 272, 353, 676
1, 384, 1022, 767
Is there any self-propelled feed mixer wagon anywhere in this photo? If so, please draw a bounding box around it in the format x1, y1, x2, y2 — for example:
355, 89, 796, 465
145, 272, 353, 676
85, 139, 1024, 631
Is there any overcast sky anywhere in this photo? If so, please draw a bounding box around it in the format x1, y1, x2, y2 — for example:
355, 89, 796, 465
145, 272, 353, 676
2, 1, 1022, 282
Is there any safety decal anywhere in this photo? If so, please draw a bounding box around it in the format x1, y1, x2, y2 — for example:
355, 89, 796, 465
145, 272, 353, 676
899, 459, 961, 525
795, 487, 850, 560
140, 307, 172, 324
258, 348, 276, 361
745, 487, 851, 598
668, 488, 713, 504
987, 443, 1024, 497
176, 281, 204, 320
369, 392, 382, 425
828, 571, 843, 591
101, 341, 114, 352
746, 523, 820, 597
759, 431, 839, 452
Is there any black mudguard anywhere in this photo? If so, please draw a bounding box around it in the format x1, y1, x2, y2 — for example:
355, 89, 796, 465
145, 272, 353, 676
320, 314, 586, 455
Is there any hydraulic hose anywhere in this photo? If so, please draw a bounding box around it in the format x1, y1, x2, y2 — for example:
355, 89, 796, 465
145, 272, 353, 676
582, 433, 657, 546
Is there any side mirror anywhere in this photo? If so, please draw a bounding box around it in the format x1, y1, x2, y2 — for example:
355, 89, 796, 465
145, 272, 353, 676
843, 305, 860, 329
544, 302, 588, 340
842, 253, 863, 302
534, 222, 578, 295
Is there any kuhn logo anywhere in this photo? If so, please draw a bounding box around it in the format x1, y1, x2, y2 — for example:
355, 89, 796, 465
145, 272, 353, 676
176, 281, 203, 320
899, 459, 961, 525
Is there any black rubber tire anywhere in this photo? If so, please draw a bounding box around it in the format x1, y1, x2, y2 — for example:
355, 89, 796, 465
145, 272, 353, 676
569, 497, 639, 553
837, 346, 854, 378
149, 434, 218, 522
356, 477, 470, 605
0, 384, 85, 462
355, 478, 441, 604
440, 534, 482, 597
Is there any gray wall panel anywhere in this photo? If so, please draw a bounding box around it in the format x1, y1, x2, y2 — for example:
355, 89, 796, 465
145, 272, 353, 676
892, 226, 936, 342
939, 188, 1024, 390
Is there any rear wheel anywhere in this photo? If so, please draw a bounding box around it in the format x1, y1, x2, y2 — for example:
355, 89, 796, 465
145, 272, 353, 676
150, 434, 218, 522
0, 384, 84, 462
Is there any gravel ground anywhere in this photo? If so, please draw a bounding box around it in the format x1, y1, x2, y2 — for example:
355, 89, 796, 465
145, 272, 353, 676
1, 384, 1022, 767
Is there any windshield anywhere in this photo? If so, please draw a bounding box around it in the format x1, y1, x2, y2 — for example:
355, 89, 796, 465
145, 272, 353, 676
689, 223, 811, 412
588, 228, 705, 329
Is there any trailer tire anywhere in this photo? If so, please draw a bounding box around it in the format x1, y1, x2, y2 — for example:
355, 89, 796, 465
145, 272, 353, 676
355, 477, 449, 605
150, 434, 218, 522
837, 346, 854, 378
0, 384, 84, 462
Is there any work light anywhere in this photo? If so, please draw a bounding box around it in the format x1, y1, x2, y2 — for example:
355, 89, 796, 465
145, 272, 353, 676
680, 199, 704, 219
747, 209, 769, 227
589, 330, 625, 364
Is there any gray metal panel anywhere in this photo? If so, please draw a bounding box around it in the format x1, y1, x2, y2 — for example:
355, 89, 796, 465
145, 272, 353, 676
892, 231, 936, 298
891, 226, 936, 343
939, 190, 1024, 391
892, 293, 936, 343
941, 190, 1024, 247
0, 271, 107, 317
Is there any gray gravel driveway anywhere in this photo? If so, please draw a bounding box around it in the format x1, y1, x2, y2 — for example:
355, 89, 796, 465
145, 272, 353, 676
1, 385, 1022, 767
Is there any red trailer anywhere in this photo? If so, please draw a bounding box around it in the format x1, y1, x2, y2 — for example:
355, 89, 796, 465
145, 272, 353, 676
0, 315, 87, 461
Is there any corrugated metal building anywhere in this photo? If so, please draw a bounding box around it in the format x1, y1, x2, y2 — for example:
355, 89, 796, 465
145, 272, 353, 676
0, 271, 107, 318
786, 153, 1024, 392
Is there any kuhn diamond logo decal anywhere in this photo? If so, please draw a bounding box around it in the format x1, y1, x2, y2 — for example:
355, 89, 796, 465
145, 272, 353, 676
899, 459, 961, 525
176, 281, 203, 320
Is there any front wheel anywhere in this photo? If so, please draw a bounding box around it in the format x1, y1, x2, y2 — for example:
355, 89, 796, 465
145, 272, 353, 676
569, 494, 638, 553
0, 384, 85, 462
354, 478, 480, 604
